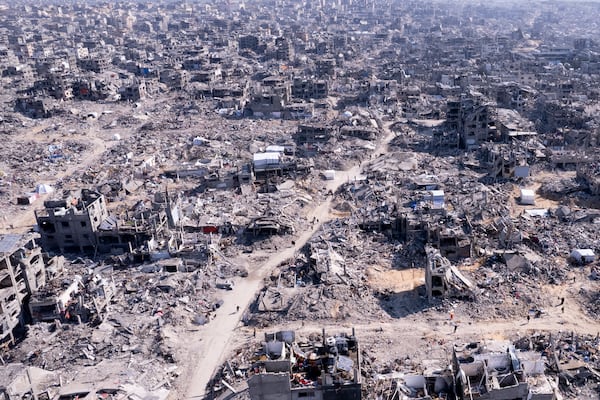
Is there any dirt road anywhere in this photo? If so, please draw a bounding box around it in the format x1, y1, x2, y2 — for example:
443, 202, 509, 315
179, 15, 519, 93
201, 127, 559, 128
180, 120, 600, 398
182, 126, 397, 399
0, 98, 170, 234
1, 133, 111, 233
237, 305, 600, 376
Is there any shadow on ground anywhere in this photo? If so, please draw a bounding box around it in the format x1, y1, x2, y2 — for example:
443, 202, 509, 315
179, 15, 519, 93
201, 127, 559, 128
375, 285, 431, 318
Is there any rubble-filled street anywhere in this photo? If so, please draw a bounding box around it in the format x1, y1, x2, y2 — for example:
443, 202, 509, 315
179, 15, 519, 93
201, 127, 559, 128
1, 0, 600, 399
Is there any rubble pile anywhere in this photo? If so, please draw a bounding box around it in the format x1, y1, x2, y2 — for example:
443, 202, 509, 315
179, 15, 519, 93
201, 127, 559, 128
514, 332, 600, 399
208, 329, 361, 399
0, 256, 242, 398
212, 329, 600, 400
249, 220, 398, 325
1, 0, 600, 398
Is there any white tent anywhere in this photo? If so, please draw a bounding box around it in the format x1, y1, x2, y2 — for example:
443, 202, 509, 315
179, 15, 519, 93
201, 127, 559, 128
519, 189, 535, 205
35, 183, 54, 194
571, 249, 595, 264
323, 170, 336, 180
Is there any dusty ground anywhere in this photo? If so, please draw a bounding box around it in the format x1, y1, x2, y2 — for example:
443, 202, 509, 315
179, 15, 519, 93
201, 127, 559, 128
176, 124, 398, 399
174, 125, 600, 399
0, 100, 149, 233
1, 107, 598, 400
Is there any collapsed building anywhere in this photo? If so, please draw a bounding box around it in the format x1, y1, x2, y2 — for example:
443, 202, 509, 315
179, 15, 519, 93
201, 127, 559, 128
453, 341, 558, 400
1, 1, 600, 399
28, 270, 116, 324
354, 186, 474, 262
248, 329, 362, 400
371, 340, 561, 400
0, 363, 58, 400
424, 246, 473, 301
0, 234, 62, 345
35, 188, 182, 257
577, 163, 600, 195
217, 330, 574, 400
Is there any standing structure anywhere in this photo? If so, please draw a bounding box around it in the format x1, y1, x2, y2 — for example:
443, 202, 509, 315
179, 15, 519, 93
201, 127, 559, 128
0, 234, 47, 344
35, 189, 108, 254
248, 329, 361, 400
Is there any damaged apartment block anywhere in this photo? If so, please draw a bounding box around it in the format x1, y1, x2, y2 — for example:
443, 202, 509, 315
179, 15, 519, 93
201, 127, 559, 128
35, 188, 182, 256
248, 329, 361, 400
35, 189, 109, 254
0, 234, 59, 345
454, 341, 558, 400
447, 96, 497, 150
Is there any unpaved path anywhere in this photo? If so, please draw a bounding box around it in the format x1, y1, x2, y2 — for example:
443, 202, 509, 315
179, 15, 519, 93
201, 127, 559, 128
180, 121, 600, 398
181, 125, 397, 399
1, 133, 110, 232
0, 98, 171, 233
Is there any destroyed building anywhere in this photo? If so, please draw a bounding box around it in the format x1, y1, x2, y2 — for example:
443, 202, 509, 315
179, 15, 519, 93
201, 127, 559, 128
14, 97, 52, 118
0, 363, 58, 400
577, 163, 600, 195
292, 77, 329, 100
1, 1, 600, 399
28, 265, 116, 324
35, 189, 109, 254
453, 341, 558, 400
0, 234, 52, 345
446, 96, 497, 150
424, 246, 473, 301
248, 329, 361, 400
35, 189, 181, 256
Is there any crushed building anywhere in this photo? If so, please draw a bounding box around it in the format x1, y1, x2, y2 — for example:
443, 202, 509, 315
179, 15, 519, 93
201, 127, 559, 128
0, 234, 59, 345
248, 329, 361, 400
454, 341, 558, 400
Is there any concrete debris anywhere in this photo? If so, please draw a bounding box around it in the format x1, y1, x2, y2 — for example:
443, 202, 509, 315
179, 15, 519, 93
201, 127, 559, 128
0, 1, 599, 399
209, 329, 361, 400
214, 330, 600, 400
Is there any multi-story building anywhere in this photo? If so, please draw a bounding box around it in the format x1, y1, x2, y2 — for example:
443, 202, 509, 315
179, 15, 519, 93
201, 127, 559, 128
292, 77, 328, 100
248, 329, 362, 400
0, 234, 47, 344
35, 189, 181, 256
35, 189, 108, 254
